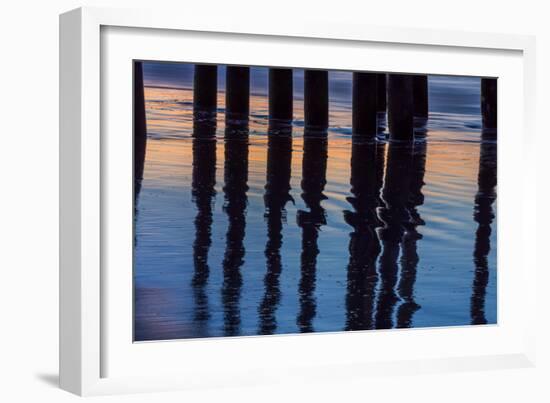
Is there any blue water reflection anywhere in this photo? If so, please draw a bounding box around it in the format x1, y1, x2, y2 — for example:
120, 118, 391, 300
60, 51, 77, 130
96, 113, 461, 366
134, 64, 497, 341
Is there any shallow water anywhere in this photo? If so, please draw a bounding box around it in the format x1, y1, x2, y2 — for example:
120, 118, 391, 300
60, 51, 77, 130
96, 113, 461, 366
134, 68, 497, 341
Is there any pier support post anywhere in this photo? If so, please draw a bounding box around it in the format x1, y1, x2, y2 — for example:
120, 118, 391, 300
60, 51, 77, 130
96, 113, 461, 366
134, 61, 147, 189
388, 74, 414, 141
269, 68, 293, 126
193, 64, 218, 116
413, 75, 428, 118
304, 70, 329, 133
226, 66, 250, 124
481, 78, 497, 130
376, 73, 387, 136
376, 73, 387, 113
352, 72, 378, 140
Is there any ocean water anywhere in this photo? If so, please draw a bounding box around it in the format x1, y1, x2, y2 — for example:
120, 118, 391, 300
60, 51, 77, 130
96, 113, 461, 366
134, 63, 497, 341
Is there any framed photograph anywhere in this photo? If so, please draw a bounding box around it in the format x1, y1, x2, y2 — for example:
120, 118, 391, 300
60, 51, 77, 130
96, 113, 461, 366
60, 7, 537, 396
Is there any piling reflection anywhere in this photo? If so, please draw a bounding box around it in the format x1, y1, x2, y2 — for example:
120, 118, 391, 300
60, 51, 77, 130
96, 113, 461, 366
258, 129, 293, 334
134, 61, 147, 200
375, 142, 415, 329
190, 122, 217, 331
396, 140, 427, 328
190, 144, 215, 326
296, 133, 328, 332
222, 123, 249, 336
344, 141, 383, 331
470, 133, 497, 325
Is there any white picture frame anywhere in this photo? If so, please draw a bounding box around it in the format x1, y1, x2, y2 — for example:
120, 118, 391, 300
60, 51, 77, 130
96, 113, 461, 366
60, 6, 537, 396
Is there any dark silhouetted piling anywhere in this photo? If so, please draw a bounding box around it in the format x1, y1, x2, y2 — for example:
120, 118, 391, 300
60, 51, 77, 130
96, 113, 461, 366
376, 73, 387, 113
376, 74, 388, 136
193, 65, 218, 116
134, 61, 147, 197
352, 72, 378, 139
481, 78, 497, 130
304, 70, 329, 133
269, 68, 293, 126
226, 66, 250, 124
225, 66, 250, 139
193, 65, 218, 142
225, 121, 249, 140
193, 120, 217, 139
388, 74, 414, 141
413, 75, 428, 118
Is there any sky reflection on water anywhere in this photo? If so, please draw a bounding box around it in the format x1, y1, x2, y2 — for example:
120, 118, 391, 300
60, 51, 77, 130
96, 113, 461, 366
134, 65, 496, 341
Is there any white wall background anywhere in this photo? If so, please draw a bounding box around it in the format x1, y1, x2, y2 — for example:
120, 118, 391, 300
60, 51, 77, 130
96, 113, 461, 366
0, 1, 548, 401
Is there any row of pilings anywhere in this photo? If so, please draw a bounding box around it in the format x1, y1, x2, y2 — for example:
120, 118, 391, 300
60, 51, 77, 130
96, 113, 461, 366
188, 64, 497, 141
133, 62, 497, 335
135, 63, 497, 157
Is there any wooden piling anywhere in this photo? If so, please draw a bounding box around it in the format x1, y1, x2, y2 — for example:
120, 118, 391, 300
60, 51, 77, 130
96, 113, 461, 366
388, 74, 414, 141
193, 65, 217, 137
413, 75, 428, 118
193, 119, 217, 139
193, 64, 218, 115
269, 68, 293, 124
481, 78, 497, 130
352, 72, 378, 139
226, 66, 250, 124
134, 61, 147, 191
376, 73, 387, 112
376, 74, 387, 137
304, 70, 329, 133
